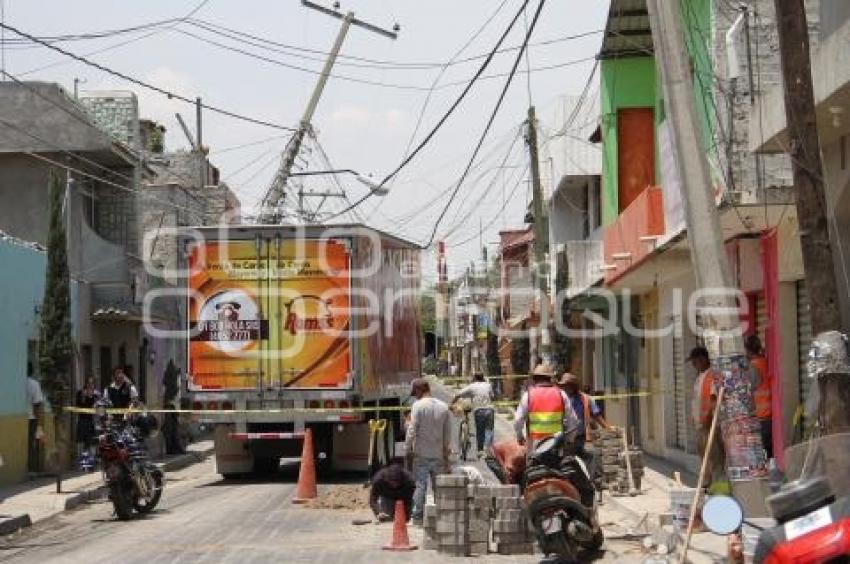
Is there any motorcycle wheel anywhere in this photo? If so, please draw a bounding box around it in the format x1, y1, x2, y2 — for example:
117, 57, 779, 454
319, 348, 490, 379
134, 469, 163, 514
586, 529, 604, 551
109, 482, 134, 521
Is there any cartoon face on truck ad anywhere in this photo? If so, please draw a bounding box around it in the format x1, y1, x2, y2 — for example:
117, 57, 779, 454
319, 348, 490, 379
188, 239, 351, 390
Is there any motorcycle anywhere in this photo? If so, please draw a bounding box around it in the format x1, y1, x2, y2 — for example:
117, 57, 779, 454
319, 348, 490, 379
702, 477, 850, 563
521, 432, 604, 560
84, 399, 164, 520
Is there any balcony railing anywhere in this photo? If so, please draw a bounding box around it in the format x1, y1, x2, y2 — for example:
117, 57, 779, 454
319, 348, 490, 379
602, 186, 665, 283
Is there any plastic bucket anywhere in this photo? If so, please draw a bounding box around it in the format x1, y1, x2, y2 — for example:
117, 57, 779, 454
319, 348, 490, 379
670, 487, 702, 531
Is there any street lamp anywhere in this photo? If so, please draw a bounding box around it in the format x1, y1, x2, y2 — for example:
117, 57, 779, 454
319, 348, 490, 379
289, 169, 388, 196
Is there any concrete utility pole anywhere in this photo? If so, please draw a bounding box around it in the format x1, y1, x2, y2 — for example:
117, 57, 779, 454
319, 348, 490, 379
773, 0, 841, 335
259, 1, 397, 223
646, 0, 744, 358
526, 106, 551, 367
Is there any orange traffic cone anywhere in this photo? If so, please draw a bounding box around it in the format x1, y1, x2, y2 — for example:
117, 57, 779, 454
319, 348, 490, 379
382, 499, 418, 551
292, 428, 317, 504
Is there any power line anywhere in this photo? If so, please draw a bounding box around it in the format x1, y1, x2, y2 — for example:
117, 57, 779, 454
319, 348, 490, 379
322, 0, 536, 222
187, 17, 602, 71
16, 0, 211, 76
0, 21, 297, 132
447, 165, 527, 248
370, 0, 511, 220
209, 134, 287, 154
425, 0, 547, 248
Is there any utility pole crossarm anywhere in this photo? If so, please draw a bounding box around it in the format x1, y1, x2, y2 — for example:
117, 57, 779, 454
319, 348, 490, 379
259, 2, 397, 223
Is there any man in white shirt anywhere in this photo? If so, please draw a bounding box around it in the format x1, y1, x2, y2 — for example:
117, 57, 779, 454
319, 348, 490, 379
26, 363, 45, 473
451, 372, 495, 456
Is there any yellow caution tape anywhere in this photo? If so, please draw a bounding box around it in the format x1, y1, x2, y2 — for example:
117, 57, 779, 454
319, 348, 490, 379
64, 390, 658, 415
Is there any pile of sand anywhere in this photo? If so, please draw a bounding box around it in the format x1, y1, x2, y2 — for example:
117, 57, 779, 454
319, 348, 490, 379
305, 485, 371, 510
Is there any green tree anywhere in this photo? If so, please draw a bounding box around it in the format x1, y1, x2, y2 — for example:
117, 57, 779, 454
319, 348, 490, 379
39, 170, 74, 470
553, 249, 571, 373
419, 291, 436, 335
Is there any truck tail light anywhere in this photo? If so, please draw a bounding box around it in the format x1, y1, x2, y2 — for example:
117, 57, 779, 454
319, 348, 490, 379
221, 401, 234, 410
323, 400, 335, 409
192, 401, 203, 411
206, 401, 218, 410
338, 400, 350, 409
308, 400, 320, 409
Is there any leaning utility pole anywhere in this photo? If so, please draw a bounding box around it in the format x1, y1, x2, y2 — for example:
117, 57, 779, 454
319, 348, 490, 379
526, 106, 551, 368
773, 0, 841, 335
259, 1, 397, 223
646, 0, 744, 358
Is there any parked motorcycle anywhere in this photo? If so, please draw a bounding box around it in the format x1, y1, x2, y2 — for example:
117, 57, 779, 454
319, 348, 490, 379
703, 477, 850, 563
87, 400, 164, 520
521, 433, 604, 560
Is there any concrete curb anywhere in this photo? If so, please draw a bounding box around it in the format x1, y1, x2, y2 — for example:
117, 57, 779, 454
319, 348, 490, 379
0, 514, 32, 536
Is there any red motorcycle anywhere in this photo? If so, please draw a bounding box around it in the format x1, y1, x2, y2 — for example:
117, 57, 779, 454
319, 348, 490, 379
703, 477, 850, 563
94, 400, 164, 520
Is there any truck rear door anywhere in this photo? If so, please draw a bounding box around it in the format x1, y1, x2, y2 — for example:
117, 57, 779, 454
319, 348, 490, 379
187, 236, 353, 391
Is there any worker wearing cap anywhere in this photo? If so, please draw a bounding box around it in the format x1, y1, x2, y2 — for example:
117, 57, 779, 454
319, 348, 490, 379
558, 373, 610, 447
513, 364, 579, 447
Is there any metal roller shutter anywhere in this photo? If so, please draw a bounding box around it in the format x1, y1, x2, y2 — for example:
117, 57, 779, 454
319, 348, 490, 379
672, 335, 689, 451
756, 293, 767, 347
797, 281, 813, 432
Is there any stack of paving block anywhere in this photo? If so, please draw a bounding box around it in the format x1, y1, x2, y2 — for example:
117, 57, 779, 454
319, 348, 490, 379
467, 483, 492, 556
422, 503, 438, 550
491, 484, 535, 555
434, 474, 470, 557
611, 448, 645, 494
595, 427, 625, 489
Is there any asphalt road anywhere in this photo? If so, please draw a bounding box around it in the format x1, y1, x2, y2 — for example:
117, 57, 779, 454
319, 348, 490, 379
0, 380, 648, 563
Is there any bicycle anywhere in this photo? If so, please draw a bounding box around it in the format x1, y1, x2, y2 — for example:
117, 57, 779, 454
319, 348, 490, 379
452, 402, 474, 461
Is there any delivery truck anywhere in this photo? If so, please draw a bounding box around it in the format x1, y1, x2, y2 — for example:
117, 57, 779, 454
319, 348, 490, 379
180, 224, 421, 477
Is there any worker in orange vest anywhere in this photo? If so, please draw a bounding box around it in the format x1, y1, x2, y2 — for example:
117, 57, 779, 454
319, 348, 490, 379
513, 364, 579, 448
746, 335, 773, 460
688, 346, 725, 488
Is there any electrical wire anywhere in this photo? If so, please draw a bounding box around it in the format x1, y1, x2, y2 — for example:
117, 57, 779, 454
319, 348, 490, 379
447, 165, 528, 248
0, 21, 297, 132
187, 17, 603, 71
425, 0, 547, 248
210, 134, 287, 154
369, 0, 511, 220
17, 0, 211, 76
322, 0, 536, 223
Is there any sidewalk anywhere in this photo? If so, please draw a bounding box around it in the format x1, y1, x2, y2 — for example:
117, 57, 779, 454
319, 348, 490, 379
0, 440, 213, 535
602, 454, 728, 563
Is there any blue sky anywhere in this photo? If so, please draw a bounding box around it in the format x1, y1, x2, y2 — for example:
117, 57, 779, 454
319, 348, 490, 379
1, 0, 608, 278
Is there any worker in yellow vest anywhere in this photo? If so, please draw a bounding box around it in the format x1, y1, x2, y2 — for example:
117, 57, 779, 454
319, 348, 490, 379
688, 346, 725, 488
513, 364, 579, 447
746, 335, 773, 460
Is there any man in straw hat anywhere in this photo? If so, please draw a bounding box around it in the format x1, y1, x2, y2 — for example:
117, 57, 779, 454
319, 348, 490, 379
513, 364, 579, 448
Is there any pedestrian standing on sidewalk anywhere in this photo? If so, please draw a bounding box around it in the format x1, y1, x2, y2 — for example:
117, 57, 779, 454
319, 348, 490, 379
450, 372, 495, 457
689, 346, 725, 488
745, 335, 773, 460
75, 378, 99, 455
105, 367, 139, 410
404, 378, 451, 526
26, 363, 45, 474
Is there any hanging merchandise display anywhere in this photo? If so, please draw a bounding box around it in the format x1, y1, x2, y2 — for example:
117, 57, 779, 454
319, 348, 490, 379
714, 354, 766, 479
